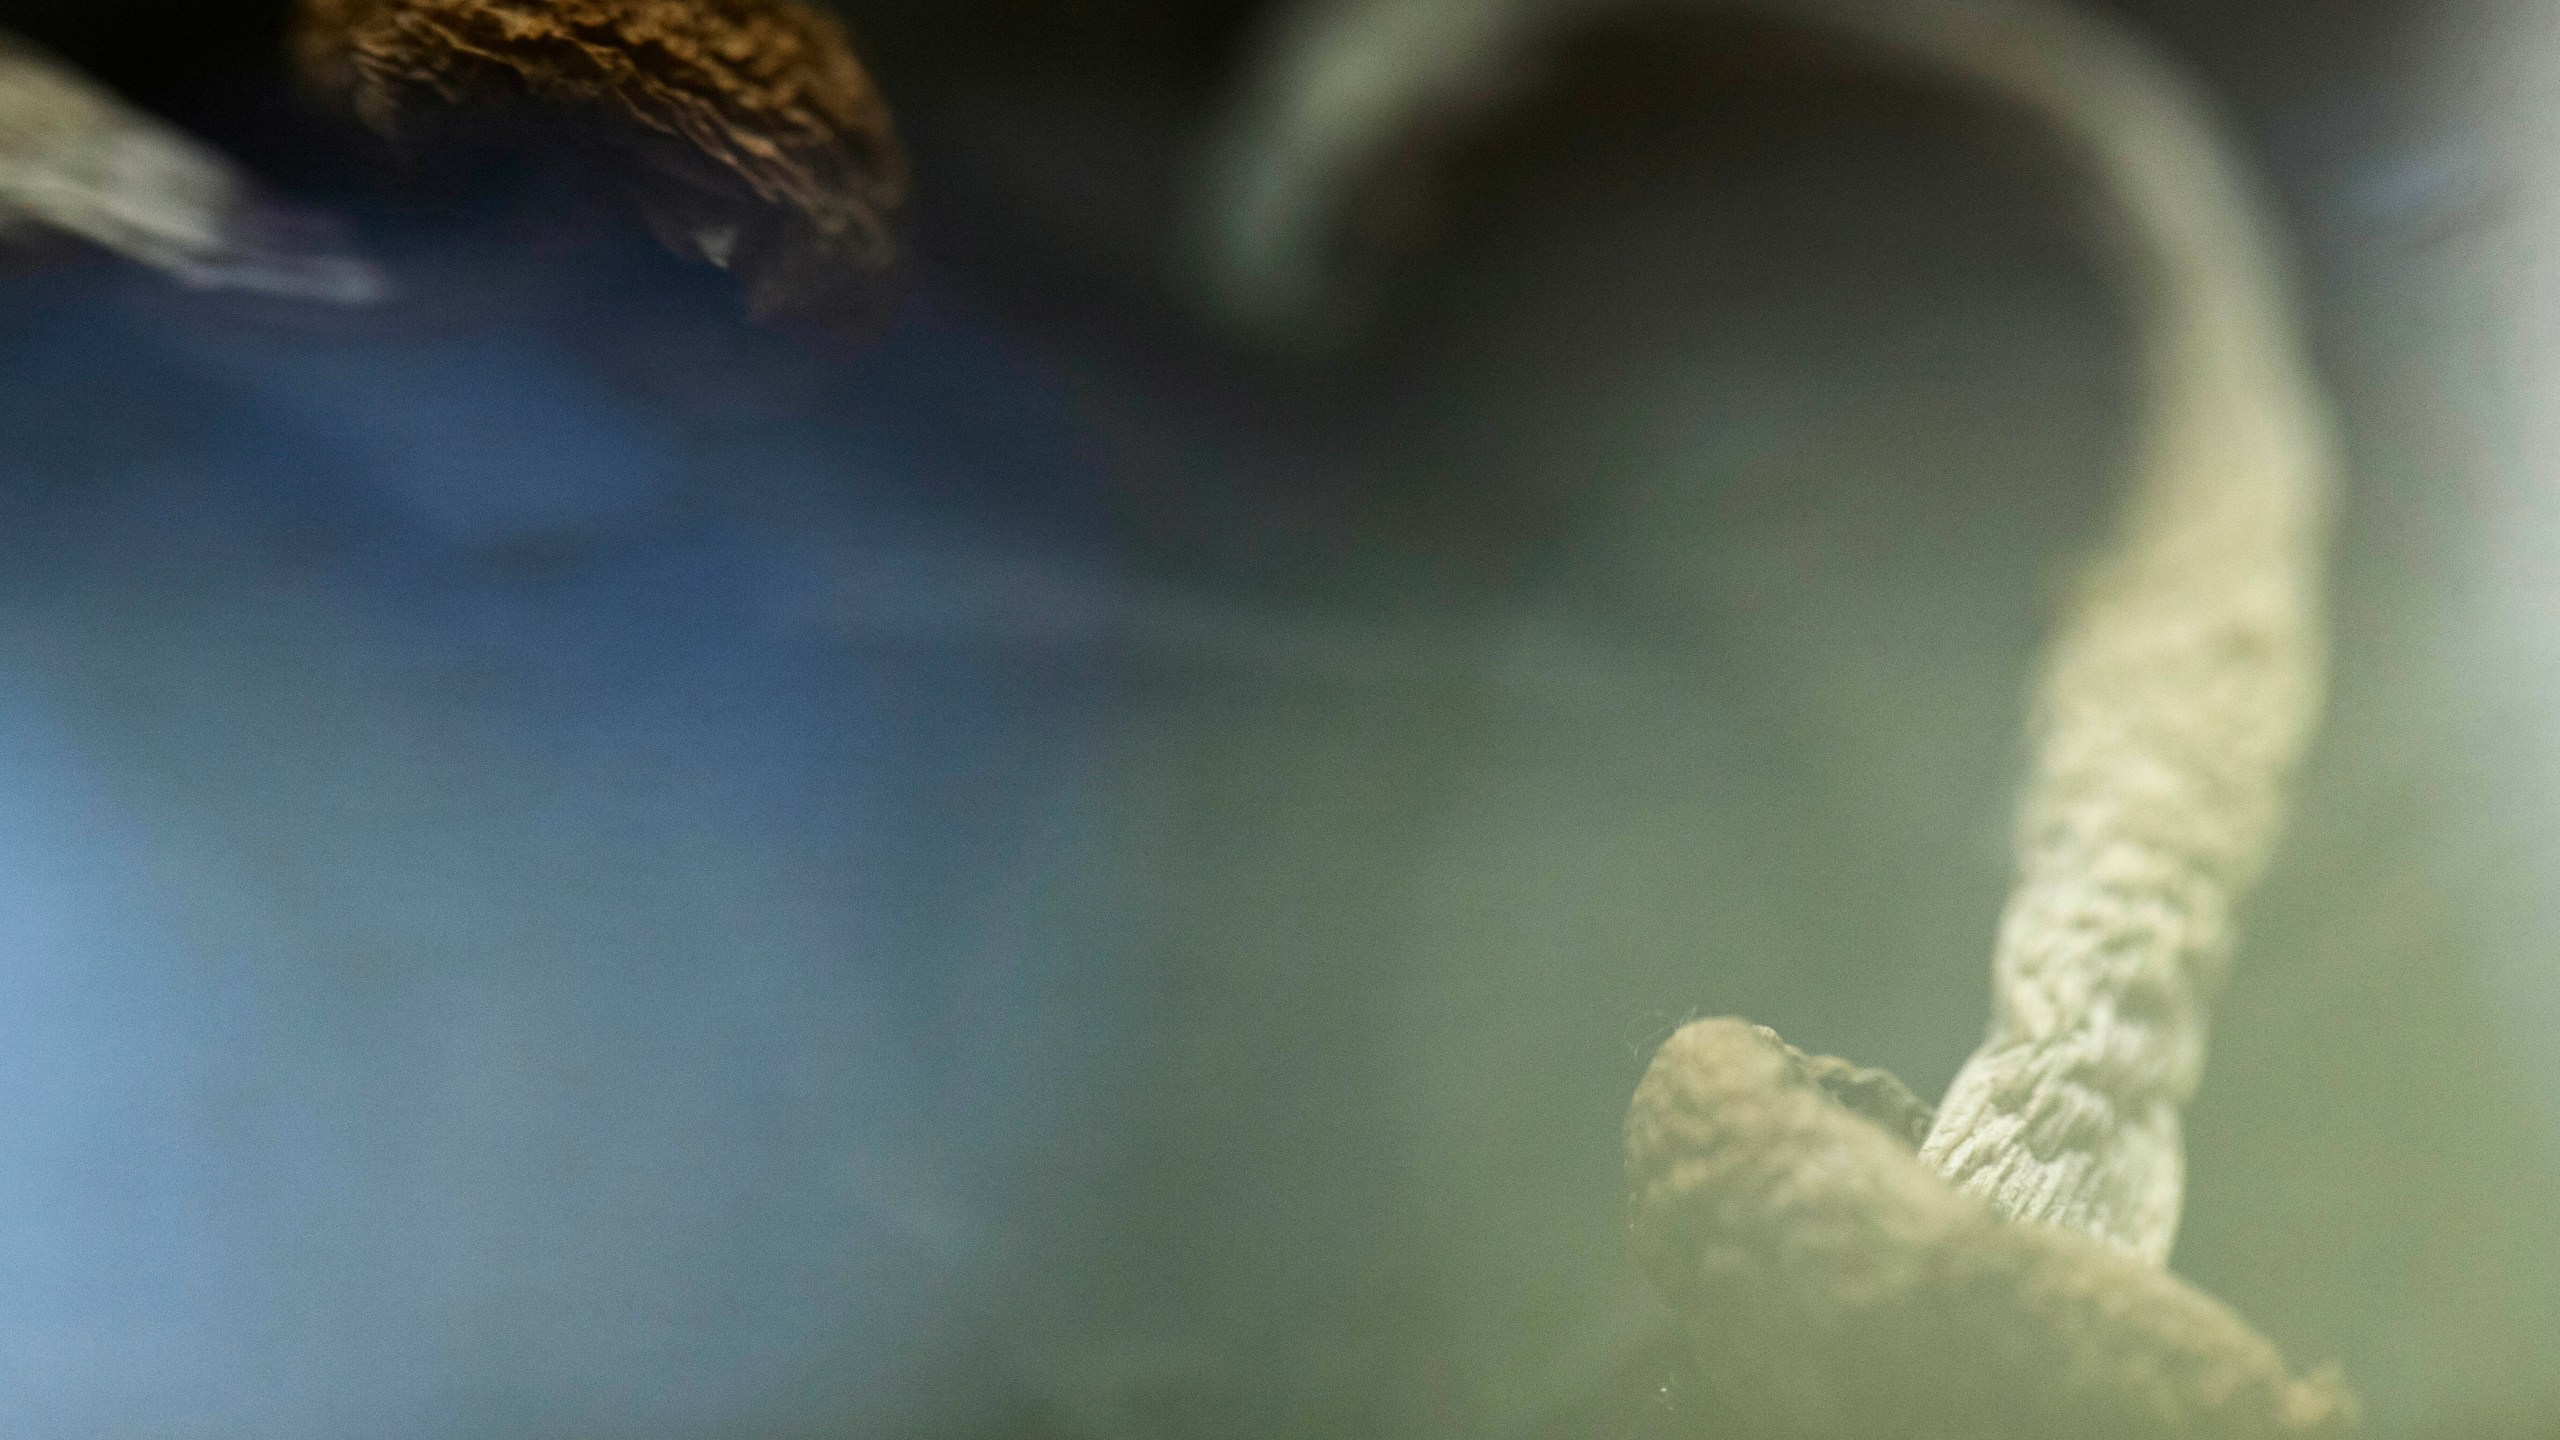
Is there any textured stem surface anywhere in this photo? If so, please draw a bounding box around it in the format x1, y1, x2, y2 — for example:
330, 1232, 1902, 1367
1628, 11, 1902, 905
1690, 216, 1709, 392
1198, 0, 2334, 1268
1198, 0, 2345, 1427
1627, 1020, 2354, 1438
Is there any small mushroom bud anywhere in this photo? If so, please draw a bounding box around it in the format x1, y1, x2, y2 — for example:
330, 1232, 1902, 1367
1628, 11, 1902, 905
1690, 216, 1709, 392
292, 0, 910, 336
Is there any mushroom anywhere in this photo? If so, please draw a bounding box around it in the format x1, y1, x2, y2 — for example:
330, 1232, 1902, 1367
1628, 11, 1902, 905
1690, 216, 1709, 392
1627, 1020, 2354, 1438
1196, 0, 2346, 1428
291, 0, 910, 336
0, 27, 384, 302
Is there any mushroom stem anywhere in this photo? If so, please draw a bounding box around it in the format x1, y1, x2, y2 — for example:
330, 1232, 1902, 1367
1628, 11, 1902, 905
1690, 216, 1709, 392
1196, 0, 2344, 1425
1194, 0, 2334, 1267
0, 28, 384, 302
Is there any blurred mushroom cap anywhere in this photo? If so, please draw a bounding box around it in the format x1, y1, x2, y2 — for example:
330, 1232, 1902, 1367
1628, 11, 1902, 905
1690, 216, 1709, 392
295, 0, 909, 335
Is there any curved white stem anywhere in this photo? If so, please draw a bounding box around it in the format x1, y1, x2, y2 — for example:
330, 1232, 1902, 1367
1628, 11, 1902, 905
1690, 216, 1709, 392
1195, 0, 2337, 1264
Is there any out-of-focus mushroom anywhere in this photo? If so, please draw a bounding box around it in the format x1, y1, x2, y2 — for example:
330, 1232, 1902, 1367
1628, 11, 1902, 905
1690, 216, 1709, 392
292, 0, 909, 336
0, 28, 385, 302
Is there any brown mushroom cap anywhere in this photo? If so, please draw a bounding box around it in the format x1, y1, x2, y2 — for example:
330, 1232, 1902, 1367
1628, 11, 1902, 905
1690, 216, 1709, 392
294, 0, 908, 334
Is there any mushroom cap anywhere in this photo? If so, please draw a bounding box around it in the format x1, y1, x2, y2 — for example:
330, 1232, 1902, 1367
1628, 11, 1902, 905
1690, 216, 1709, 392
295, 0, 909, 334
